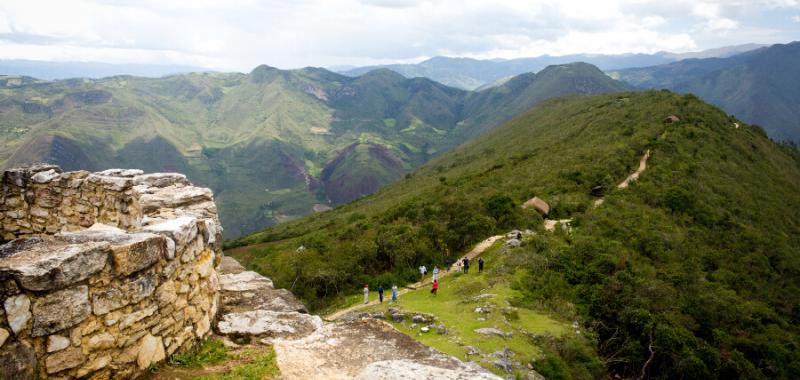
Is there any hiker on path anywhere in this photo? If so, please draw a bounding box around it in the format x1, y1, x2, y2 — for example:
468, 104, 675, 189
463, 257, 470, 274
445, 257, 452, 271
478, 257, 484, 273
378, 285, 384, 303
433, 266, 440, 281
431, 279, 438, 296
419, 265, 427, 280
363, 284, 369, 304
517, 231, 522, 240
392, 284, 398, 302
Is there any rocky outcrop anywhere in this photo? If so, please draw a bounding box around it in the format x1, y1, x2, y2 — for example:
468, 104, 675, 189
215, 256, 321, 342
0, 165, 222, 379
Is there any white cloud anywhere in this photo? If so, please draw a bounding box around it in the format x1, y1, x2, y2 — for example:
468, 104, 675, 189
793, 15, 800, 22
0, 0, 797, 70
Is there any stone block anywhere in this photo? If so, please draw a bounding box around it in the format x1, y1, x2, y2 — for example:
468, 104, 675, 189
76, 355, 111, 378
32, 286, 91, 337
136, 334, 165, 370
119, 305, 157, 330
47, 335, 71, 353
92, 270, 156, 315
0, 240, 109, 291
3, 294, 31, 335
45, 346, 85, 374
88, 332, 116, 350
142, 216, 198, 253
58, 229, 165, 276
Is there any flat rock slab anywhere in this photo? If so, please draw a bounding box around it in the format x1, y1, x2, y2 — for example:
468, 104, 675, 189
272, 320, 499, 380
219, 271, 274, 291
355, 360, 501, 380
217, 310, 322, 339
0, 239, 110, 291
474, 327, 512, 338
219, 255, 246, 274
221, 287, 308, 314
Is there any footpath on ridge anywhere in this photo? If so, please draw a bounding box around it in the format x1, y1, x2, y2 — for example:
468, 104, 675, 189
324, 235, 504, 322
191, 256, 502, 380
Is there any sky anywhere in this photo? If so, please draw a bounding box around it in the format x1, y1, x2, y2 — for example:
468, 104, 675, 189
0, 0, 799, 71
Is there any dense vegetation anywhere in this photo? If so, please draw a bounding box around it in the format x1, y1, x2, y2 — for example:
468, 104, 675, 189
0, 63, 625, 237
229, 91, 800, 378
611, 41, 800, 142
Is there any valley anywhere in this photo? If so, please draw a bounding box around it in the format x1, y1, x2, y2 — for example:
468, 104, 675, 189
0, 63, 627, 238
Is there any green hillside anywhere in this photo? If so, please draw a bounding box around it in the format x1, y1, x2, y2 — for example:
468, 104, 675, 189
611, 41, 800, 142
229, 91, 800, 378
0, 63, 626, 237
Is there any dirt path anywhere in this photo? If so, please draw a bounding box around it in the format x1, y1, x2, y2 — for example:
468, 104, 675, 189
617, 149, 651, 189
324, 235, 503, 321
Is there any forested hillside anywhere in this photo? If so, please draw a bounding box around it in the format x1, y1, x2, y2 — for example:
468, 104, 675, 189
229, 91, 800, 379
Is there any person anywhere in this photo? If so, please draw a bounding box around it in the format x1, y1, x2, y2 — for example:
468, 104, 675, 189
431, 279, 438, 296
445, 257, 452, 271
432, 266, 439, 281
517, 231, 522, 240
378, 285, 384, 303
392, 284, 398, 303
363, 283, 369, 304
478, 257, 484, 272
419, 265, 427, 280
463, 257, 470, 274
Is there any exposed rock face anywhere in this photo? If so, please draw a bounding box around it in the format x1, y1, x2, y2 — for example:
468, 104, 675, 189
0, 165, 223, 379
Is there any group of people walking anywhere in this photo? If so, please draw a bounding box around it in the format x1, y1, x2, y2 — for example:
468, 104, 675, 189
362, 256, 487, 304
364, 284, 398, 304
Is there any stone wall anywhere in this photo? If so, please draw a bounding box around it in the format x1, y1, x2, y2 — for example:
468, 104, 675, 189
0, 164, 223, 379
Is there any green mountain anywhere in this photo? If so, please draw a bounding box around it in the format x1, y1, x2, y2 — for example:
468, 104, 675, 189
340, 44, 765, 90
0, 63, 627, 237
611, 41, 800, 142
229, 91, 800, 378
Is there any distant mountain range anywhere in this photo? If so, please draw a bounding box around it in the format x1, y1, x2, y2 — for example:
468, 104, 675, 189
610, 42, 800, 142
337, 44, 765, 90
0, 62, 627, 237
0, 59, 212, 80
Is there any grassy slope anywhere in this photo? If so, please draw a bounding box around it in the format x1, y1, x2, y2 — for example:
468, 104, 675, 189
229, 90, 800, 379
362, 239, 577, 378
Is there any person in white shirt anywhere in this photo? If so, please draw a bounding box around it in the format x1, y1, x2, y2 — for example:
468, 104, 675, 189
363, 283, 369, 304
432, 266, 439, 281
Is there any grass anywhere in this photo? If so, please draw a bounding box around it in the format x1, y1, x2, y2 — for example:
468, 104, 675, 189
196, 349, 280, 380
169, 339, 229, 368
154, 340, 280, 380
362, 240, 570, 375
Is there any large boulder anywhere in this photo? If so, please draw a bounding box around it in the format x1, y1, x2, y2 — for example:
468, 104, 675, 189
522, 196, 550, 215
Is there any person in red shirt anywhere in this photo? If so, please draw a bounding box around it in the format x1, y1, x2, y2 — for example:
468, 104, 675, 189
431, 279, 439, 296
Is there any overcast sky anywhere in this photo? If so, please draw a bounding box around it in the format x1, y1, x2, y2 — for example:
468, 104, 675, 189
0, 0, 799, 71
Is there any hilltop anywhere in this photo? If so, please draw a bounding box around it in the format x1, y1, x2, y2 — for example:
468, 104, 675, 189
229, 91, 800, 378
0, 63, 626, 237
339, 44, 765, 90
611, 41, 800, 142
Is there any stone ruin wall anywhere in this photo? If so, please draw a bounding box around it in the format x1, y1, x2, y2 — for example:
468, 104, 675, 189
0, 164, 223, 379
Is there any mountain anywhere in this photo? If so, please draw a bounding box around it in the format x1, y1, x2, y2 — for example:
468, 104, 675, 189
228, 91, 800, 378
0, 62, 627, 237
338, 44, 766, 90
0, 59, 212, 80
610, 42, 800, 142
